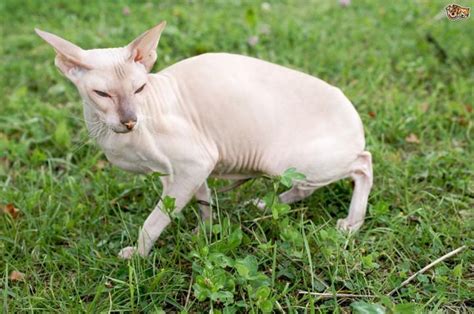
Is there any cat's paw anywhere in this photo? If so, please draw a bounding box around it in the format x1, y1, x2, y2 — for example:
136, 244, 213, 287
245, 198, 267, 210
336, 218, 363, 233
118, 246, 138, 259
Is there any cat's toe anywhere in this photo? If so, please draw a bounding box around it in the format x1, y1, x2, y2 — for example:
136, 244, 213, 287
118, 246, 137, 259
245, 198, 266, 210
336, 218, 363, 233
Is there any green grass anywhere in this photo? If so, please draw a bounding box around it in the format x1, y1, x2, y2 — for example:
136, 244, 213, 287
1, 0, 473, 312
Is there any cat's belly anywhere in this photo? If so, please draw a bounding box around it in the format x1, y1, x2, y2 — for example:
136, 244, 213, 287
210, 172, 258, 180
210, 157, 264, 180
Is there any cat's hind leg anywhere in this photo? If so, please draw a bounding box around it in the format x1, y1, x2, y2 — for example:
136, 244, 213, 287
251, 184, 317, 210
337, 151, 373, 232
278, 185, 317, 204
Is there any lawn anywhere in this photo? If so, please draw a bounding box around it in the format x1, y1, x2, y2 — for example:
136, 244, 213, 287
1, 0, 473, 312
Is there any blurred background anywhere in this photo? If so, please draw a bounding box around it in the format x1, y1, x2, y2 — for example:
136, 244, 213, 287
1, 0, 472, 312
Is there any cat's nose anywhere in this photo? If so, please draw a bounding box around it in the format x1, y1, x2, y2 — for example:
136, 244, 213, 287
119, 106, 137, 130
122, 119, 136, 130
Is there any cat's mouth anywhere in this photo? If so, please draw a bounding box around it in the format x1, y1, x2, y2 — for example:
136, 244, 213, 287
113, 129, 133, 134
110, 125, 135, 134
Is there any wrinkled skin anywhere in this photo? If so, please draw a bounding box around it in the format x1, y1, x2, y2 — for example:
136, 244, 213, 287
36, 22, 373, 259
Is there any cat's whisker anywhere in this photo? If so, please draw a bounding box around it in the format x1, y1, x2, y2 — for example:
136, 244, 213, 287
87, 121, 107, 140
70, 137, 95, 154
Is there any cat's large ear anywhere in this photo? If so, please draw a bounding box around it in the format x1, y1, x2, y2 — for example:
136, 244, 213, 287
127, 21, 166, 72
35, 28, 90, 82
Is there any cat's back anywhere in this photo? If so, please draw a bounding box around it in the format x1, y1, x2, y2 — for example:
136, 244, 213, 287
159, 52, 334, 93
156, 52, 349, 119
154, 53, 362, 144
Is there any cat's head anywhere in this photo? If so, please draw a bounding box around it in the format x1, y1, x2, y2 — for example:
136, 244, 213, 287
35, 22, 166, 133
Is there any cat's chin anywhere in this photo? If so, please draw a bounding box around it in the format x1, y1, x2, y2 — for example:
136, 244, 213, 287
111, 127, 134, 134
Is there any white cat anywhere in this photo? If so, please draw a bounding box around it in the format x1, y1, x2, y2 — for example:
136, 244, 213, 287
35, 22, 373, 259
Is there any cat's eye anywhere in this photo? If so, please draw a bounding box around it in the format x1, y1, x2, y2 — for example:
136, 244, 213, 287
93, 90, 111, 98
135, 83, 146, 94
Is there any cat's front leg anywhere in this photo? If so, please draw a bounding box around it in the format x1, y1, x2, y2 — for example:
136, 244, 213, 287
119, 169, 211, 259
118, 201, 172, 259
